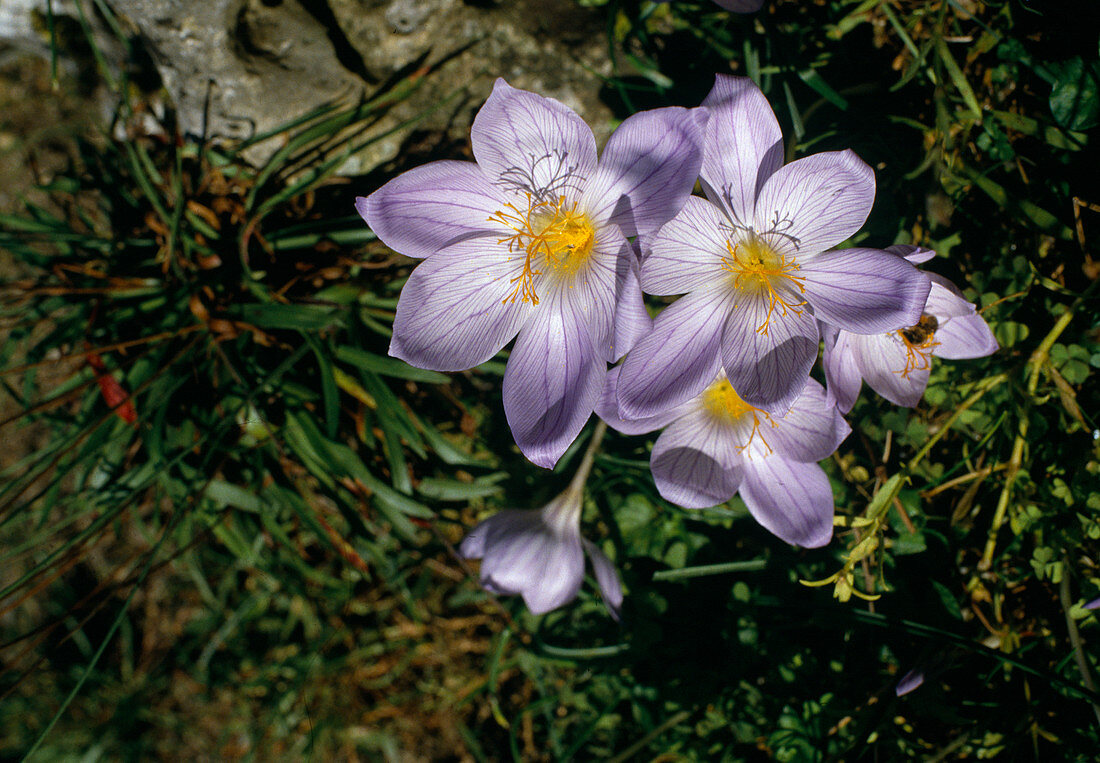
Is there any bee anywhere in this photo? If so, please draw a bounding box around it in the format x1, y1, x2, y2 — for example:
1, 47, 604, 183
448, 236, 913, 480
901, 314, 938, 346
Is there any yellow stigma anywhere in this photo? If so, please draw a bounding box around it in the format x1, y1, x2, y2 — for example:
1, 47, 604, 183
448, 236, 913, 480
489, 193, 597, 306
701, 378, 775, 455
721, 235, 807, 335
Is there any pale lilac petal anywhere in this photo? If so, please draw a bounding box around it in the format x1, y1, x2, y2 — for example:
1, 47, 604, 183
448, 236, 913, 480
700, 75, 784, 225
471, 79, 597, 197
924, 275, 976, 320
852, 333, 928, 407
1084, 596, 1100, 610
582, 539, 624, 620
651, 416, 744, 509
596, 366, 690, 435
658, 405, 744, 470
359, 161, 504, 259
822, 326, 863, 414
616, 287, 733, 419
752, 150, 875, 257
641, 196, 730, 296
542, 224, 630, 362
581, 107, 707, 237
720, 290, 819, 414
800, 248, 931, 334
464, 509, 586, 614
712, 0, 765, 10
896, 668, 926, 696
390, 239, 533, 371
762, 380, 850, 462
933, 314, 998, 359
888, 244, 936, 264
739, 457, 834, 548
607, 236, 651, 362
503, 296, 604, 469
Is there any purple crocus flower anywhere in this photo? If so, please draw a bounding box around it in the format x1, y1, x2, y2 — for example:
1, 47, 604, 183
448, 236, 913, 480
459, 423, 623, 618
616, 75, 930, 419
823, 245, 999, 411
1085, 596, 1100, 610
360, 79, 706, 468
598, 366, 850, 548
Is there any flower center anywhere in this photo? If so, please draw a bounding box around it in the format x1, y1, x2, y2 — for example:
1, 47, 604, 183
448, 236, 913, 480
489, 193, 597, 306
896, 313, 939, 377
720, 234, 807, 335
701, 378, 775, 455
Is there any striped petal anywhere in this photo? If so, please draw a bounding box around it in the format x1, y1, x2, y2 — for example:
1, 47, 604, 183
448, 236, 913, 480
800, 248, 930, 334
582, 106, 707, 237
720, 290, 819, 414
752, 150, 875, 258
503, 293, 605, 469
472, 79, 597, 198
651, 411, 743, 509
700, 75, 784, 226
740, 457, 834, 548
359, 161, 504, 259
616, 286, 733, 419
390, 238, 533, 371
641, 196, 730, 296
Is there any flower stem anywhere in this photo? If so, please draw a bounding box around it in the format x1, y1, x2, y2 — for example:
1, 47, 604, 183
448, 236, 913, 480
566, 419, 608, 497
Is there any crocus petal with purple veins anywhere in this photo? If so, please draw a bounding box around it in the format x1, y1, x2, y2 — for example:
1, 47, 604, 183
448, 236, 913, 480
389, 238, 533, 371
503, 292, 605, 469
460, 480, 623, 618
596, 366, 692, 436
582, 539, 624, 620
651, 439, 743, 509
700, 74, 783, 225
933, 314, 999, 359
739, 457, 834, 548
607, 256, 651, 362
471, 79, 597, 198
890, 244, 937, 265
641, 196, 731, 296
758, 379, 851, 462
752, 150, 876, 260
799, 248, 931, 334
850, 333, 928, 408
720, 289, 820, 414
924, 276, 976, 320
822, 326, 863, 414
581, 107, 708, 238
463, 508, 586, 615
359, 161, 503, 259
616, 286, 733, 419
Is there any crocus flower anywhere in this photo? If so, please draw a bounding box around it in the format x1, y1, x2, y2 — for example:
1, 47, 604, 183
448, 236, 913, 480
1085, 596, 1100, 610
598, 366, 850, 548
823, 245, 999, 411
360, 79, 706, 468
459, 422, 623, 618
616, 75, 930, 419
